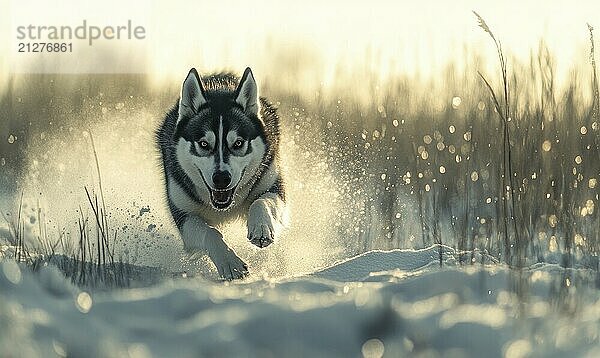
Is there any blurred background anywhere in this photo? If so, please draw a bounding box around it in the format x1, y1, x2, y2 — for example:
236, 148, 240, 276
0, 0, 599, 275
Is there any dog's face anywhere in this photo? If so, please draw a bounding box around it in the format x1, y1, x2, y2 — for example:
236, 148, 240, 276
174, 68, 267, 210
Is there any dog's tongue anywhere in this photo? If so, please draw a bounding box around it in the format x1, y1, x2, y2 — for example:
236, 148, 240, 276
210, 188, 235, 209
213, 190, 230, 203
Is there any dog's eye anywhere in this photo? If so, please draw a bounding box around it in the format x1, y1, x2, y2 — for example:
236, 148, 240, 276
233, 139, 244, 149
198, 140, 209, 149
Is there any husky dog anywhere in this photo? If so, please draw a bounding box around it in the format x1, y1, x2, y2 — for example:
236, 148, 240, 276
156, 68, 286, 280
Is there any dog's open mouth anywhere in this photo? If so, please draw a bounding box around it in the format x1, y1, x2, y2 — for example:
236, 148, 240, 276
209, 187, 236, 209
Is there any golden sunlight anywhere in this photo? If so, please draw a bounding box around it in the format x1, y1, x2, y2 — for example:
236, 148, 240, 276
2, 0, 600, 92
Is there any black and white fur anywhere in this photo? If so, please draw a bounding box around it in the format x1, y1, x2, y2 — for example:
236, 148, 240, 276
156, 67, 286, 280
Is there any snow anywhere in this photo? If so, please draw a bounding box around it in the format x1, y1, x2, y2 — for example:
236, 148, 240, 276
311, 246, 457, 281
1, 246, 599, 358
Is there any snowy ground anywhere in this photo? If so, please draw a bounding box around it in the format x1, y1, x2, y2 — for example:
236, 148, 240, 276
1, 246, 599, 358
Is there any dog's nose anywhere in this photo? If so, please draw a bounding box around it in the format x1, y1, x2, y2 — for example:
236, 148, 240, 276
212, 170, 232, 189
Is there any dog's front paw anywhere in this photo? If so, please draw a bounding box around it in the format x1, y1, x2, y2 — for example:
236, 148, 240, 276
247, 199, 280, 248
214, 250, 249, 280
247, 221, 274, 248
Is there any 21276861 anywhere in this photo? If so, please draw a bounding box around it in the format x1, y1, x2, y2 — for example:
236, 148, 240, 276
18, 42, 73, 53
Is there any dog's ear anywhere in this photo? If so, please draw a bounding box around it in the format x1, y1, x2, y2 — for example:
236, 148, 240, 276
235, 67, 259, 116
178, 68, 207, 122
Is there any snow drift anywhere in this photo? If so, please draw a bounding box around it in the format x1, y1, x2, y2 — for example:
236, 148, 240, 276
1, 246, 599, 358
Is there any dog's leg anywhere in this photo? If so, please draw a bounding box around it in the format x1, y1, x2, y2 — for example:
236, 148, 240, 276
181, 215, 248, 280
247, 192, 285, 248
